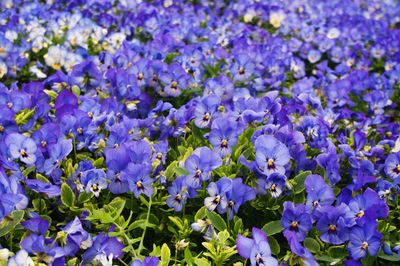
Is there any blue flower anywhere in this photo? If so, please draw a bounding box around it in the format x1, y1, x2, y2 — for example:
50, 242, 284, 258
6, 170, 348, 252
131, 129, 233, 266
25, 179, 61, 198
5, 133, 37, 165
130, 256, 160, 266
184, 147, 222, 189
236, 227, 278, 266
122, 163, 154, 198
347, 223, 382, 260
254, 135, 290, 176
305, 174, 335, 216
316, 204, 354, 245
80, 169, 108, 197
204, 177, 232, 212
82, 233, 124, 265
281, 202, 312, 241
194, 95, 220, 128
166, 175, 189, 212
209, 117, 240, 157
384, 152, 400, 180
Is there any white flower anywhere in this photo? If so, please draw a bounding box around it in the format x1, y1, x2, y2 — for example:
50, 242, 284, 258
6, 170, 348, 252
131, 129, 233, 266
29, 65, 47, 79
44, 45, 67, 70
7, 250, 34, 266
5, 30, 18, 42
269, 11, 286, 28
327, 28, 341, 39
244, 9, 257, 23
0, 61, 7, 79
0, 248, 9, 261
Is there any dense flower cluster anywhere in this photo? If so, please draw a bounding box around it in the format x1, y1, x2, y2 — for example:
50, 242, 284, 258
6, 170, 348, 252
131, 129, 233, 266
0, 0, 400, 265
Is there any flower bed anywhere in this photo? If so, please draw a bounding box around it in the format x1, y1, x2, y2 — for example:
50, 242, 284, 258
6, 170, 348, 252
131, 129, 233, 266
0, 0, 400, 265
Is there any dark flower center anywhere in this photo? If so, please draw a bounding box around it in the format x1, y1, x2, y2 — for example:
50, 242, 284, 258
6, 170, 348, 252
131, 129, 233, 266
328, 224, 337, 233
239, 67, 245, 75
77, 127, 83, 135
7, 102, 13, 109
356, 210, 364, 218
195, 169, 202, 177
138, 73, 144, 81
136, 181, 144, 190
393, 164, 400, 174
255, 253, 264, 265
171, 81, 178, 89
20, 149, 28, 158
91, 183, 99, 192
203, 113, 210, 121
361, 241, 368, 250
290, 221, 299, 231
267, 158, 275, 169
41, 140, 47, 147
213, 195, 221, 204
175, 194, 181, 203
221, 139, 228, 148
156, 152, 163, 160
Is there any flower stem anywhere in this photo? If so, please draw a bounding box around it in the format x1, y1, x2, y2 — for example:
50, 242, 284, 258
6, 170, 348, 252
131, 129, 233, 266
137, 196, 152, 256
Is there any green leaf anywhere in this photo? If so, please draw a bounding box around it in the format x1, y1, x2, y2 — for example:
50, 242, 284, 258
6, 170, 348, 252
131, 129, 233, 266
0, 210, 24, 237
93, 157, 104, 168
168, 216, 184, 231
184, 247, 194, 266
61, 183, 75, 208
328, 245, 346, 259
43, 89, 58, 99
32, 198, 46, 212
194, 206, 207, 221
78, 192, 93, 204
206, 211, 227, 232
378, 253, 400, 262
292, 171, 312, 194
262, 220, 283, 236
304, 237, 320, 253
268, 236, 280, 255
194, 257, 211, 266
160, 243, 171, 266
15, 108, 36, 126
22, 165, 36, 177
36, 173, 49, 183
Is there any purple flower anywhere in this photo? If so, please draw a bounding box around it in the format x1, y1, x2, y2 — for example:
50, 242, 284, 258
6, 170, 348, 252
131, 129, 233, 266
281, 202, 312, 241
384, 152, 400, 180
25, 179, 61, 197
236, 227, 278, 266
21, 217, 49, 235
122, 163, 154, 198
316, 204, 353, 245
62, 217, 91, 255
347, 223, 382, 260
166, 175, 189, 212
204, 177, 232, 212
5, 133, 37, 165
209, 117, 240, 157
285, 232, 318, 266
130, 256, 160, 266
305, 174, 335, 215
82, 233, 124, 265
80, 169, 108, 197
194, 95, 220, 128
255, 135, 290, 176
184, 147, 222, 189
225, 178, 255, 220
